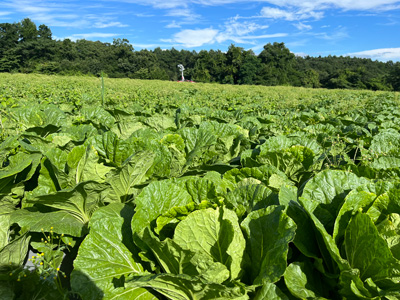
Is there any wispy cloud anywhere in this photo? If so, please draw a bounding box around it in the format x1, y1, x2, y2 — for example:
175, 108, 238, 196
67, 32, 121, 40
107, 0, 400, 11
168, 18, 287, 48
260, 7, 324, 20
1, 0, 130, 29
171, 28, 219, 47
165, 21, 181, 28
0, 11, 12, 16
347, 47, 400, 61
293, 22, 312, 30
254, 0, 400, 11
93, 21, 129, 28
314, 26, 348, 40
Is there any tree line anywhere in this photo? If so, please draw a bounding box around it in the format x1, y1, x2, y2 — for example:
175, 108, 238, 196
1, 18, 400, 91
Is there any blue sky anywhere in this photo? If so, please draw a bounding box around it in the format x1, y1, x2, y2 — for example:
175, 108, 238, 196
1, 0, 400, 61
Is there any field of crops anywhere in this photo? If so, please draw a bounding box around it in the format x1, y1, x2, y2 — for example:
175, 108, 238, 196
1, 73, 400, 300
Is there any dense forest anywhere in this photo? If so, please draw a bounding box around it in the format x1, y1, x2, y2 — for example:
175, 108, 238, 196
1, 18, 400, 91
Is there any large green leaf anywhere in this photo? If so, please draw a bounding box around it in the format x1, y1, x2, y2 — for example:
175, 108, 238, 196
299, 197, 351, 274
0, 233, 30, 266
126, 274, 250, 300
222, 165, 293, 192
107, 151, 155, 203
10, 209, 84, 237
173, 177, 220, 204
284, 261, 330, 299
0, 154, 32, 195
240, 205, 296, 285
253, 283, 289, 300
91, 131, 134, 166
136, 227, 229, 284
0, 214, 10, 249
68, 145, 112, 185
131, 180, 193, 234
34, 147, 70, 196
179, 127, 216, 170
369, 129, 400, 156
174, 207, 246, 280
257, 145, 316, 183
71, 203, 152, 300
224, 184, 278, 220
300, 170, 370, 233
376, 213, 400, 260
345, 212, 400, 282
82, 106, 116, 129
333, 189, 378, 247
28, 181, 109, 224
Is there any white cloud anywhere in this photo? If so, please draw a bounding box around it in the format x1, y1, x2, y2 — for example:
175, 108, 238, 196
170, 18, 287, 47
172, 28, 219, 47
165, 21, 181, 28
315, 26, 348, 40
260, 7, 297, 20
263, 0, 400, 11
109, 0, 400, 11
294, 22, 312, 30
68, 32, 120, 40
260, 7, 324, 20
347, 47, 400, 61
0, 11, 12, 16
93, 21, 128, 28
224, 19, 269, 36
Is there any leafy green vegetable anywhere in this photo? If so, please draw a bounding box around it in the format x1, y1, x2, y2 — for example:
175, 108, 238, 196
241, 205, 296, 285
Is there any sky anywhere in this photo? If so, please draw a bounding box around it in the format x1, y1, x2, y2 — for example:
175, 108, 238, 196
1, 0, 400, 61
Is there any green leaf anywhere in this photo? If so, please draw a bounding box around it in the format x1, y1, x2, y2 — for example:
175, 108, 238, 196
0, 233, 30, 266
155, 201, 216, 239
131, 180, 193, 234
345, 212, 400, 281
301, 170, 369, 233
34, 147, 70, 195
254, 283, 289, 300
0, 154, 32, 195
223, 165, 292, 192
224, 184, 278, 219
82, 106, 116, 129
91, 131, 134, 166
29, 181, 109, 224
136, 227, 229, 284
284, 261, 330, 299
104, 286, 157, 300
278, 185, 297, 207
240, 205, 296, 285
0, 214, 10, 249
74, 145, 112, 184
174, 207, 246, 280
367, 186, 400, 224
173, 177, 220, 204
107, 151, 155, 203
10, 209, 84, 237
71, 204, 149, 300
126, 274, 250, 300
369, 129, 400, 156
299, 197, 351, 273
144, 115, 177, 131
376, 213, 400, 260
333, 189, 378, 247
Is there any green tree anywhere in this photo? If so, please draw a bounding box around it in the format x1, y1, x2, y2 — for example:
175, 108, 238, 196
225, 44, 244, 84
19, 18, 38, 42
257, 42, 298, 86
388, 62, 400, 91
38, 24, 52, 40
238, 50, 260, 85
